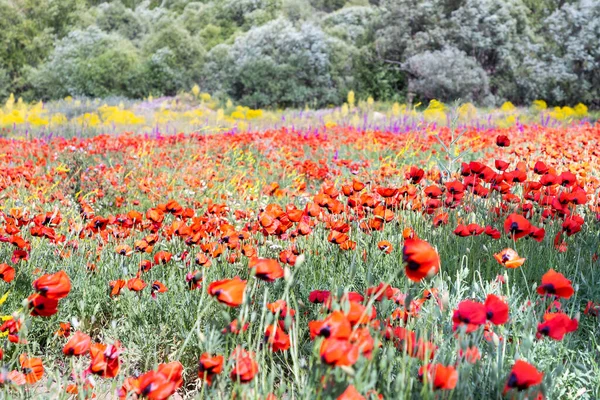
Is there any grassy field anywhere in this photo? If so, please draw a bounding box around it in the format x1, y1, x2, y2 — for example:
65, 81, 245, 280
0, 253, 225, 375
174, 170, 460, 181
0, 96, 599, 399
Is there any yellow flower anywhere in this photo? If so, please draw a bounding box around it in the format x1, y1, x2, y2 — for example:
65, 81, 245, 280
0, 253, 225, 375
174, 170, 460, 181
347, 91, 355, 108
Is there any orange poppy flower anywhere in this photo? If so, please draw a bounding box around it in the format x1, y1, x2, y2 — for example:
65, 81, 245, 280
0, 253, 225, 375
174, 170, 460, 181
337, 385, 365, 400
133, 370, 177, 400
248, 258, 284, 282
115, 244, 133, 256
493, 248, 525, 268
377, 240, 393, 254
20, 354, 44, 384
153, 251, 172, 265
90, 341, 121, 378
109, 279, 126, 297
63, 331, 91, 356
127, 277, 147, 292
55, 322, 71, 337
208, 277, 247, 307
0, 263, 15, 282
150, 281, 167, 298
418, 363, 458, 390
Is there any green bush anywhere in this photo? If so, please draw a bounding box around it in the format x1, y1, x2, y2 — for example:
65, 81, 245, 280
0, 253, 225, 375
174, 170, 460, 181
204, 18, 354, 108
29, 27, 141, 99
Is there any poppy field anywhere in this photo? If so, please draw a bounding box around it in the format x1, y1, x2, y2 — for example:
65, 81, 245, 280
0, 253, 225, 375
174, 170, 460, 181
0, 100, 599, 399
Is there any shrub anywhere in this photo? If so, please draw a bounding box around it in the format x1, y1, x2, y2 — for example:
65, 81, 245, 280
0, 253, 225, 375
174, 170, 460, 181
29, 27, 141, 99
203, 18, 354, 108
404, 47, 490, 103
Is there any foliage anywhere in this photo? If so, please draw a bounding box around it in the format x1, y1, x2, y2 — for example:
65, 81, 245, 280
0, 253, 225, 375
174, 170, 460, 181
204, 18, 353, 108
404, 47, 491, 103
28, 27, 141, 99
0, 0, 598, 108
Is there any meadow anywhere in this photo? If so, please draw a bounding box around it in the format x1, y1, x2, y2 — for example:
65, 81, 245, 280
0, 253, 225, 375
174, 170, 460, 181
0, 93, 599, 399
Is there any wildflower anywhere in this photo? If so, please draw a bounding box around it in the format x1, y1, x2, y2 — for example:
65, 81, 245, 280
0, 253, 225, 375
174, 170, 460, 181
198, 353, 224, 385
208, 277, 246, 307
536, 269, 574, 298
504, 360, 543, 393
536, 312, 578, 340
402, 238, 440, 282
494, 248, 526, 268
33, 270, 71, 300
63, 331, 91, 356
418, 363, 458, 390
230, 348, 258, 383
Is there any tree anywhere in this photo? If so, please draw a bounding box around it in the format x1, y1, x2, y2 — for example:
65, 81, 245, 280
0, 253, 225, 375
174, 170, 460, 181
203, 18, 354, 108
404, 47, 490, 103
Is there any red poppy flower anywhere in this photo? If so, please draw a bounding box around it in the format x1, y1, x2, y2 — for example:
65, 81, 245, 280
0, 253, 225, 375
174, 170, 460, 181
319, 338, 360, 367
495, 160, 510, 171
536, 312, 578, 340
504, 214, 532, 240
153, 251, 172, 265
186, 271, 203, 290
484, 294, 509, 325
504, 360, 543, 393
89, 341, 121, 378
151, 281, 167, 298
28, 293, 59, 317
458, 346, 481, 364
248, 257, 284, 282
221, 319, 249, 335
33, 270, 71, 300
584, 301, 600, 317
536, 269, 574, 299
309, 290, 331, 303
452, 300, 487, 332
208, 277, 247, 307
403, 238, 440, 282
157, 361, 183, 389
133, 370, 177, 400
0, 263, 15, 283
198, 353, 224, 385
63, 331, 91, 356
418, 363, 458, 390
309, 311, 352, 340
55, 322, 71, 337
496, 135, 510, 147
533, 161, 548, 174
230, 348, 259, 383
264, 324, 291, 352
